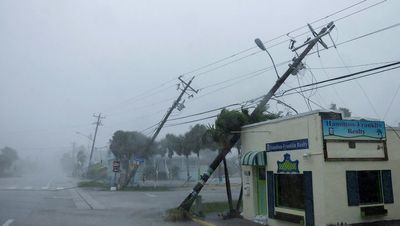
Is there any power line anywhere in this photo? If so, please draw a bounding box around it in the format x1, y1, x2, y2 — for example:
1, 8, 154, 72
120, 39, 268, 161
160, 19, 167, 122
334, 47, 381, 118
165, 63, 400, 129
308, 22, 400, 56
277, 62, 400, 96
165, 115, 219, 128
308, 60, 397, 70
383, 83, 400, 120
102, 0, 380, 113
168, 103, 242, 121
189, 23, 400, 102
279, 64, 400, 97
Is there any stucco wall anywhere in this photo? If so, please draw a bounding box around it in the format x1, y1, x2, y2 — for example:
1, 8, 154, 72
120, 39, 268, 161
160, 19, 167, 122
241, 112, 400, 226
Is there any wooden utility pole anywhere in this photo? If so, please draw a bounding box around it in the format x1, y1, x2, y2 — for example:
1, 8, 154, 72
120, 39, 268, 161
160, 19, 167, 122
178, 22, 335, 211
123, 76, 198, 186
144, 76, 197, 152
88, 113, 105, 166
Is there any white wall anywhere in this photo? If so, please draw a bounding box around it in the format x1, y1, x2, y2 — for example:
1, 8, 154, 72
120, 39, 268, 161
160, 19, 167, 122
241, 112, 400, 226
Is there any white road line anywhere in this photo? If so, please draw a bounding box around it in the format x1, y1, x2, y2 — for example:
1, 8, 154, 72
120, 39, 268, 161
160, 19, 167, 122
41, 186, 49, 190
2, 219, 14, 226
6, 187, 16, 190
55, 187, 64, 190
145, 193, 156, 198
23, 186, 32, 190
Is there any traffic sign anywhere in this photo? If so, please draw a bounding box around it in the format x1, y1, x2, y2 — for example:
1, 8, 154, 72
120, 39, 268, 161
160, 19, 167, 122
112, 160, 120, 172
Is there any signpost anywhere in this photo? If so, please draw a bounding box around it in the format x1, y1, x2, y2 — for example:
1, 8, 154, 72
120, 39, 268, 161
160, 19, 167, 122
112, 160, 120, 172
111, 160, 120, 191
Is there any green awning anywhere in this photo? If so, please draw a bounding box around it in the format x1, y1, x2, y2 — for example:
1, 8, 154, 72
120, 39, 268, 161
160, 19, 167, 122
240, 151, 267, 166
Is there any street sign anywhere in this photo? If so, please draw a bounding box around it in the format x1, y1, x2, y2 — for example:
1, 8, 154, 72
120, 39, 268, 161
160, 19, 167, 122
112, 160, 120, 172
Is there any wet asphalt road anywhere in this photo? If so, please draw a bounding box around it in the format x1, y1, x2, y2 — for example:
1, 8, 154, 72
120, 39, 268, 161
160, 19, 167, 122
0, 170, 240, 226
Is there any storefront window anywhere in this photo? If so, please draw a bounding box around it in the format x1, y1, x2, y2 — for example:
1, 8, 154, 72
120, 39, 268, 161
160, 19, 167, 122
275, 174, 304, 210
358, 171, 382, 205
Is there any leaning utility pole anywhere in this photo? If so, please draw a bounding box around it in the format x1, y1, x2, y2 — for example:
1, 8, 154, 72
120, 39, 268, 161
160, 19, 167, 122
88, 113, 105, 166
178, 22, 335, 211
123, 76, 198, 186
145, 76, 198, 151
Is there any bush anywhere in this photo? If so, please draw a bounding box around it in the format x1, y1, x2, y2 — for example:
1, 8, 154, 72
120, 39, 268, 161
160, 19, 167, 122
86, 163, 107, 180
158, 171, 168, 180
170, 165, 180, 180
143, 165, 156, 180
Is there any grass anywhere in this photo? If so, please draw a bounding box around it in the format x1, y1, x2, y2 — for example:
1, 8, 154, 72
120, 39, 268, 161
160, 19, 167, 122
77, 180, 108, 189
120, 186, 171, 192
201, 200, 239, 214
164, 208, 192, 222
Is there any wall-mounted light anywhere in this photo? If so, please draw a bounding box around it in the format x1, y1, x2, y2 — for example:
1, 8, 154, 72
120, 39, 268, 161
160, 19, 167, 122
303, 152, 323, 158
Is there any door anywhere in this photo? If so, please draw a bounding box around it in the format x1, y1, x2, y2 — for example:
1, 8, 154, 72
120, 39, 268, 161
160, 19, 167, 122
256, 167, 267, 215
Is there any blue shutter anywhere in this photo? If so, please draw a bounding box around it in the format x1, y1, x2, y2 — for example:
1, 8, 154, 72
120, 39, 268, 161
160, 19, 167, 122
346, 171, 359, 206
304, 171, 314, 226
267, 171, 275, 218
382, 170, 394, 204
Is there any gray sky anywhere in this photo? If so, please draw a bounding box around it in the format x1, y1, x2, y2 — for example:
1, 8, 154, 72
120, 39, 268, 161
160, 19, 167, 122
0, 0, 399, 158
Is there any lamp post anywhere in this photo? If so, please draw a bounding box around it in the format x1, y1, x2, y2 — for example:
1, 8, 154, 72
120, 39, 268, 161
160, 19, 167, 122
255, 38, 280, 79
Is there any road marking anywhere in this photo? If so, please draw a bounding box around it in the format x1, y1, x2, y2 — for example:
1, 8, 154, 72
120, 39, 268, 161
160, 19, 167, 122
2, 219, 14, 226
41, 186, 49, 190
191, 217, 216, 226
46, 180, 52, 188
145, 193, 156, 198
55, 187, 64, 190
6, 187, 16, 190
23, 186, 32, 190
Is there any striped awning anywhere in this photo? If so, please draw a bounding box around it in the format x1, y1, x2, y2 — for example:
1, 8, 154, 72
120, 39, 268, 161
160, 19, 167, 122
240, 151, 267, 166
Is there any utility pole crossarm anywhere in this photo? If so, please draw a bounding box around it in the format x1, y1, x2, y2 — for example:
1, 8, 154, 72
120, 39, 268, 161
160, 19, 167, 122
178, 22, 335, 211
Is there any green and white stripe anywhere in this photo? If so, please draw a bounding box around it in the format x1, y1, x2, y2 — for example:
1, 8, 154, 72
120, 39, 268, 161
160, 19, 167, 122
240, 151, 267, 166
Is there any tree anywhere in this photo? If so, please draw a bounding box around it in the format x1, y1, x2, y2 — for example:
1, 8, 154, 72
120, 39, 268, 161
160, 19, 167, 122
0, 147, 18, 175
60, 152, 74, 175
163, 134, 192, 181
109, 130, 157, 186
184, 124, 209, 180
329, 103, 351, 118
207, 106, 280, 216
76, 146, 87, 176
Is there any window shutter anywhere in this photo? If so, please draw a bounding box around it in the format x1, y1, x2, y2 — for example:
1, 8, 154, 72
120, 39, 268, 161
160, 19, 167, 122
346, 171, 359, 206
304, 171, 314, 226
267, 171, 275, 218
382, 170, 394, 204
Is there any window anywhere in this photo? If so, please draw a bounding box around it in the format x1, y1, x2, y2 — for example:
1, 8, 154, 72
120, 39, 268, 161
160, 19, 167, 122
357, 171, 382, 205
346, 170, 393, 206
348, 141, 356, 149
275, 174, 304, 209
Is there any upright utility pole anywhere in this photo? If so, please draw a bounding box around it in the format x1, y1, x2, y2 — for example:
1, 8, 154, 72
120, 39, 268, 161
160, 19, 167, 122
89, 113, 105, 166
178, 22, 335, 211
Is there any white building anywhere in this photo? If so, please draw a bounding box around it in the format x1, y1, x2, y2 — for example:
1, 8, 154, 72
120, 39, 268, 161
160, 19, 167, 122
240, 110, 399, 226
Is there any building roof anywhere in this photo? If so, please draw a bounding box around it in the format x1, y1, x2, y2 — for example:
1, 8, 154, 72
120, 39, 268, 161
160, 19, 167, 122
242, 109, 341, 129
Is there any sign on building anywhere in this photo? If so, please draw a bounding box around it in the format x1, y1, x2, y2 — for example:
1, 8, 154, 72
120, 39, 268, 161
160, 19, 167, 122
266, 139, 309, 152
322, 119, 386, 140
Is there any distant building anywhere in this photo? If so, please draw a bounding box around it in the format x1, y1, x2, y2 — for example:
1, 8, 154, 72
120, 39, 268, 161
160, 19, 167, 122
240, 110, 399, 226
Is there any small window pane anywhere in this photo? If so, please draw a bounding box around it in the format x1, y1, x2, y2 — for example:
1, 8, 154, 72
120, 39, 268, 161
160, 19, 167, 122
275, 174, 304, 209
357, 171, 382, 205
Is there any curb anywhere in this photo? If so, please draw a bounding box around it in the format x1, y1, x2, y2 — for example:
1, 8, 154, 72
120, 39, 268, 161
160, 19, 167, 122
191, 217, 217, 226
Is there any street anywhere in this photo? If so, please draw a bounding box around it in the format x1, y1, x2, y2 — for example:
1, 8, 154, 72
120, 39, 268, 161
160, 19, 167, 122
0, 168, 240, 226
